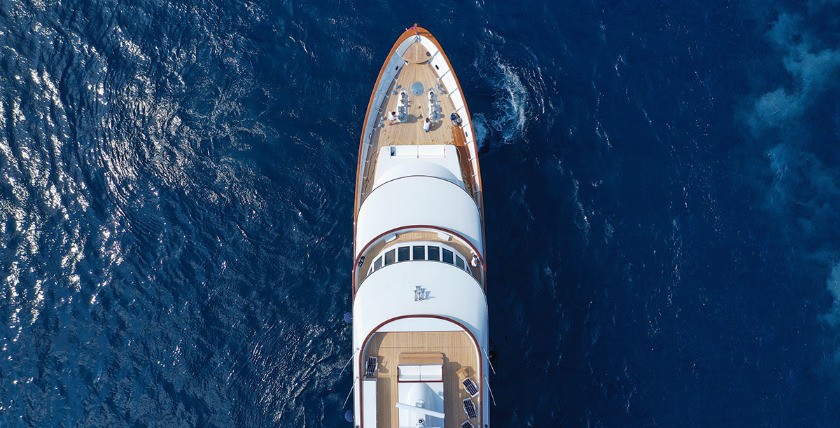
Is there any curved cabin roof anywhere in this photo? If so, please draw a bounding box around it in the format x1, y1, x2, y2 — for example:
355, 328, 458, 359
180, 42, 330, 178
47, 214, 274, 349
374, 160, 463, 189
354, 176, 483, 258
352, 261, 488, 344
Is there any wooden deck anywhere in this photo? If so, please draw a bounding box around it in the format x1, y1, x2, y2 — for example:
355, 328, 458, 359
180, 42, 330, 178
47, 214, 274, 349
403, 42, 432, 64
359, 41, 477, 204
365, 331, 482, 428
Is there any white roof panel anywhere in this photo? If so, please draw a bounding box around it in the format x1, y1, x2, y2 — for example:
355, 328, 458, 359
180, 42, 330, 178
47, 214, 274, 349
373, 145, 464, 190
356, 176, 482, 257
352, 261, 488, 346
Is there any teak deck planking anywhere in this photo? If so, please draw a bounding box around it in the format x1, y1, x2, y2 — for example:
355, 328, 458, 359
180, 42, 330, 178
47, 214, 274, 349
365, 331, 482, 428
360, 42, 477, 204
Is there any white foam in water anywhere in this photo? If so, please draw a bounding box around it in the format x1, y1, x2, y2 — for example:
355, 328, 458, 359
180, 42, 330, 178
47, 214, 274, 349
748, 12, 840, 134
823, 264, 840, 327
472, 113, 489, 150
492, 62, 528, 143
743, 3, 840, 359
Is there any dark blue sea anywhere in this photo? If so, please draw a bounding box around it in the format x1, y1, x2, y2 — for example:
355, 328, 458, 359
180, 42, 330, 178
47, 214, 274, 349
2, 0, 840, 426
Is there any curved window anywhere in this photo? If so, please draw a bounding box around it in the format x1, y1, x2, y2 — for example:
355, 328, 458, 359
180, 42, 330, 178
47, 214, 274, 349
442, 248, 454, 264
398, 246, 411, 262
366, 242, 474, 276
428, 246, 440, 261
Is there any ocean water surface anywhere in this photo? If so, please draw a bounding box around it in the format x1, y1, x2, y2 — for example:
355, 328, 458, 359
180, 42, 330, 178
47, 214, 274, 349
2, 0, 840, 426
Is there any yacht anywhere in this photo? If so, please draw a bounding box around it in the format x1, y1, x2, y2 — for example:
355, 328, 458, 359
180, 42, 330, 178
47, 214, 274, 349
352, 25, 489, 428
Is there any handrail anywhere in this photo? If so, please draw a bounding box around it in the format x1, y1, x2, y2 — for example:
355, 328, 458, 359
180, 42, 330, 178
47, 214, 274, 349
352, 225, 486, 297
360, 255, 480, 287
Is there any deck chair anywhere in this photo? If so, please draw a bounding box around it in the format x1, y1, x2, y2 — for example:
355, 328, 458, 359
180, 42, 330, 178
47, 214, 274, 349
428, 100, 441, 121
364, 356, 378, 378
460, 421, 475, 428
463, 398, 477, 419
462, 378, 479, 396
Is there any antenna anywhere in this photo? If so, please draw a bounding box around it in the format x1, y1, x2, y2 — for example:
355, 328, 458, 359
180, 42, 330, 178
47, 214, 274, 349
339, 348, 358, 376
485, 375, 497, 406
482, 346, 496, 375
342, 383, 354, 409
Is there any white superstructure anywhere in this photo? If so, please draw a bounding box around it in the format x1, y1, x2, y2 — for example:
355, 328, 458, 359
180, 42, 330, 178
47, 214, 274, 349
352, 26, 488, 428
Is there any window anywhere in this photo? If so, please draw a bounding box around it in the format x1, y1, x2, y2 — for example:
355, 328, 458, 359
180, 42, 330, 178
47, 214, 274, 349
428, 246, 440, 261
398, 246, 410, 262
365, 244, 477, 278
455, 255, 465, 269
442, 248, 454, 264
413, 246, 426, 260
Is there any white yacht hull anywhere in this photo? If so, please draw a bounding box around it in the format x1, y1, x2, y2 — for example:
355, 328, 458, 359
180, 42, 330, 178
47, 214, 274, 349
352, 25, 488, 428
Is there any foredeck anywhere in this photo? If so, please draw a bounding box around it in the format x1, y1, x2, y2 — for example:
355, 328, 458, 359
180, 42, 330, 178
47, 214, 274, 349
359, 40, 476, 205
365, 330, 482, 428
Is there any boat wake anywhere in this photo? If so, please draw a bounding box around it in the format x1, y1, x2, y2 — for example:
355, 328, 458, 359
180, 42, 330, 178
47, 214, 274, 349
472, 45, 548, 148
742, 1, 840, 362
472, 113, 490, 150
491, 62, 529, 144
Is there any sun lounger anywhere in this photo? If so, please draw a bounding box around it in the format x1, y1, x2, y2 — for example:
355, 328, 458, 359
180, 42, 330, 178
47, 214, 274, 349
397, 91, 409, 122
463, 398, 477, 419
463, 378, 479, 396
